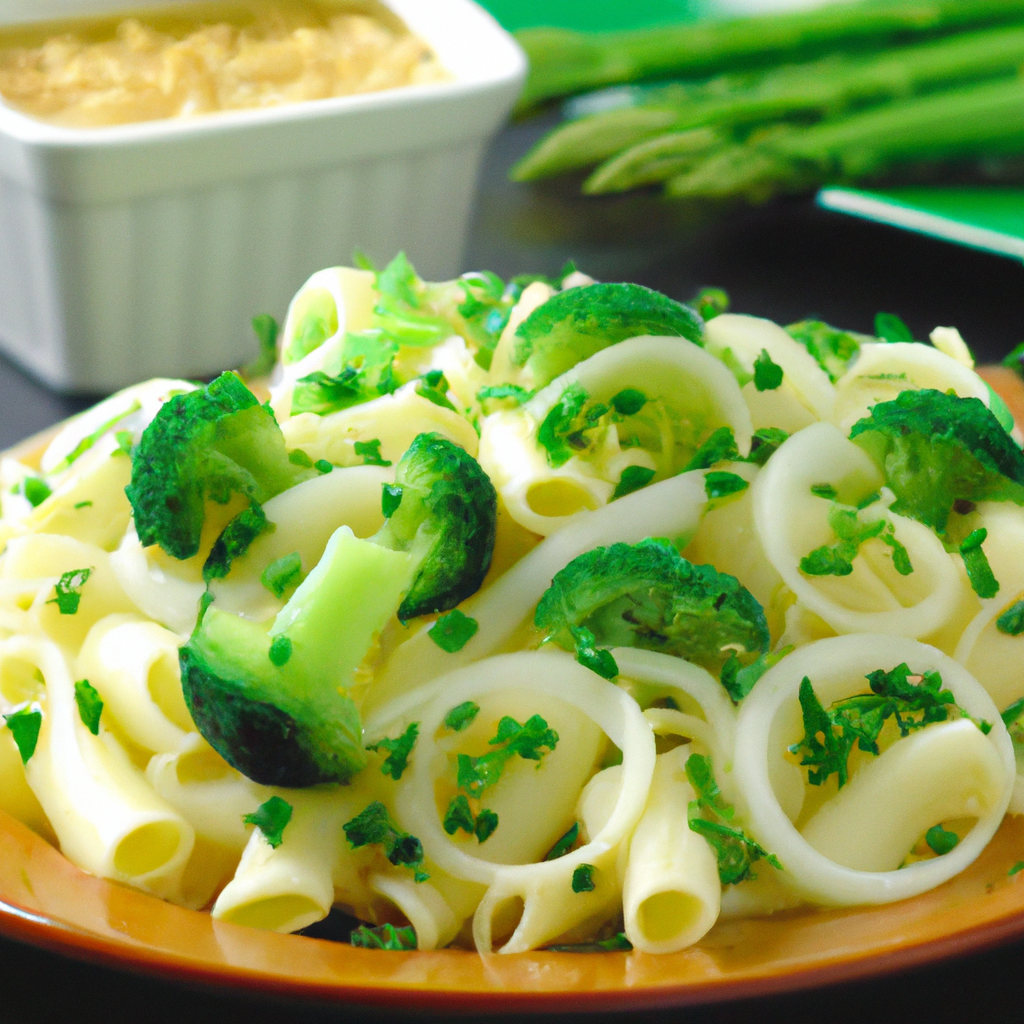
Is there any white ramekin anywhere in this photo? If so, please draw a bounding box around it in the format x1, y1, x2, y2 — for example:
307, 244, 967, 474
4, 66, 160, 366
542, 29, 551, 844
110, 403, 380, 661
0, 0, 526, 392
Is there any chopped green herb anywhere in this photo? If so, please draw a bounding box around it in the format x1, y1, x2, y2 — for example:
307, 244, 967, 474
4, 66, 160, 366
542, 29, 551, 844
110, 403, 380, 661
810, 483, 838, 500
288, 448, 314, 468
428, 609, 479, 653
381, 483, 403, 519
856, 491, 881, 510
47, 567, 92, 615
456, 715, 558, 799
960, 528, 999, 599
475, 809, 499, 843
786, 320, 861, 382
537, 383, 588, 468
545, 822, 580, 860
745, 427, 789, 467
74, 680, 103, 735
73, 501, 93, 509
997, 600, 1024, 636
3, 707, 42, 764
243, 795, 293, 849
689, 287, 729, 322
443, 701, 480, 732
367, 723, 419, 781
612, 465, 656, 500
925, 824, 959, 855
720, 644, 794, 703
547, 933, 633, 953
569, 624, 619, 680
343, 801, 425, 873
882, 527, 914, 576
203, 502, 273, 583
268, 635, 292, 666
314, 459, 333, 474
610, 388, 647, 416
753, 349, 783, 391
689, 817, 782, 885
799, 505, 888, 578
476, 384, 534, 407
1000, 696, 1024, 729
113, 430, 134, 457
443, 794, 476, 836
683, 427, 740, 471
874, 312, 915, 343
354, 439, 392, 467
704, 471, 748, 500
260, 551, 302, 598
349, 923, 417, 950
196, 589, 214, 626
685, 753, 733, 820
1009, 861, 1024, 877
23, 477, 51, 507
572, 864, 596, 893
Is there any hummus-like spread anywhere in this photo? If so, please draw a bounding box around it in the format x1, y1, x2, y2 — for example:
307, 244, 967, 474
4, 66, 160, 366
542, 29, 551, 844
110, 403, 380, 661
0, 1, 448, 128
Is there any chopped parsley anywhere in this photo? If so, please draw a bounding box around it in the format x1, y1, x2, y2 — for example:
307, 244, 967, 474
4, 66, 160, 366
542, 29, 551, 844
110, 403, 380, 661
569, 624, 619, 680
612, 465, 656, 499
3, 706, 42, 764
73, 680, 103, 735
73, 500, 93, 509
683, 426, 739, 471
753, 349, 783, 391
243, 795, 293, 849
571, 864, 596, 893
610, 388, 647, 416
443, 793, 500, 843
367, 723, 419, 781
113, 430, 134, 457
443, 701, 480, 732
704, 471, 748, 501
349, 923, 417, 950
354, 439, 392, 467
288, 448, 314, 468
476, 383, 534, 408
685, 753, 781, 884
1010, 861, 1024, 878
960, 528, 999, 599
23, 477, 51, 507
810, 483, 838, 500
456, 714, 559, 799
343, 802, 426, 879
720, 645, 793, 703
874, 311, 915, 343
261, 551, 302, 598
800, 505, 912, 578
315, 459, 333, 474
428, 610, 479, 653
547, 933, 633, 952
381, 483, 403, 519
996, 600, 1024, 636
203, 502, 274, 583
545, 822, 580, 861
268, 635, 292, 666
47, 567, 92, 615
537, 383, 589, 468
746, 427, 789, 467
925, 824, 959, 856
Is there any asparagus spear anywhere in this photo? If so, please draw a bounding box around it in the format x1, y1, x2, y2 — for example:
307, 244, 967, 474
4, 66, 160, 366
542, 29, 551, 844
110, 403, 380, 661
513, 22, 1024, 188
664, 75, 1024, 201
517, 0, 1024, 108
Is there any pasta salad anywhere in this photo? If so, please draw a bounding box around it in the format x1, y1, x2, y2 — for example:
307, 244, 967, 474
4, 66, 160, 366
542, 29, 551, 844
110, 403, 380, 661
0, 256, 1021, 956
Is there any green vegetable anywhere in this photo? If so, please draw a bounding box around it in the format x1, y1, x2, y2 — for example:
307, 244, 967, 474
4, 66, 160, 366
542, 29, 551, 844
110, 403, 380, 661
683, 426, 740, 471
512, 283, 702, 389
1000, 695, 1024, 728
811, 483, 839, 500
689, 287, 730, 322
612, 465, 656, 499
849, 389, 1024, 535
367, 723, 419, 781
4, 707, 42, 764
343, 802, 426, 878
261, 552, 302, 598
786, 321, 863, 383
243, 795, 293, 849
753, 349, 783, 391
203, 502, 274, 583
925, 824, 960, 855
47, 568, 91, 615
545, 822, 580, 860
443, 701, 480, 732
960, 527, 1000, 599
349, 923, 417, 950
720, 646, 793, 704
268, 635, 292, 666
790, 665, 964, 788
874, 312, 915, 343
996, 600, 1024, 635
74, 680, 103, 736
572, 864, 596, 893
535, 540, 769, 681
1010, 861, 1024, 877
23, 477, 51, 508
354, 439, 391, 467
799, 504, 910, 578
477, 383, 534, 410
456, 715, 559, 799
126, 372, 314, 560
704, 471, 748, 500
547, 933, 633, 952
444, 795, 499, 843
686, 753, 781, 884
746, 427, 789, 467
536, 383, 590, 468
428, 609, 479, 653
611, 388, 648, 416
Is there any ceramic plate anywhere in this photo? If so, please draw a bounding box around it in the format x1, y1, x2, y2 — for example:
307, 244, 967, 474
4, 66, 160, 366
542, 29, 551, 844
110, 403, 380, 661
2, 368, 1024, 1014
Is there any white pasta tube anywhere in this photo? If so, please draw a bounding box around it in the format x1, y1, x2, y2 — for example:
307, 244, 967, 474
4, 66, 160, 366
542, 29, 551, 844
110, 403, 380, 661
479, 335, 752, 536
733, 634, 1013, 906
832, 341, 993, 433
78, 614, 191, 755
209, 465, 392, 620
703, 313, 835, 431
213, 785, 371, 933
622, 745, 720, 953
369, 871, 460, 952
391, 650, 655, 953
366, 468, 709, 709
486, 281, 556, 386
0, 677, 52, 841
4, 635, 195, 900
753, 422, 963, 638
269, 266, 377, 419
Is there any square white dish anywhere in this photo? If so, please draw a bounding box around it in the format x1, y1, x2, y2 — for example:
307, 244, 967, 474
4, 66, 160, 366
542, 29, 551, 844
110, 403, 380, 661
0, 0, 526, 392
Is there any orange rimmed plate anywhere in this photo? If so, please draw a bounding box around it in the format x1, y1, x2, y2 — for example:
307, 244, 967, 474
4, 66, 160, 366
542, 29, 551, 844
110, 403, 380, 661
2, 367, 1024, 1014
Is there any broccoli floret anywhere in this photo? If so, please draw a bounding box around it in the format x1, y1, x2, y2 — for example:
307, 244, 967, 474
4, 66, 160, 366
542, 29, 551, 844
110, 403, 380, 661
535, 540, 769, 682
849, 389, 1024, 535
126, 373, 314, 560
511, 283, 703, 389
179, 433, 496, 786
374, 432, 497, 620
786, 320, 864, 383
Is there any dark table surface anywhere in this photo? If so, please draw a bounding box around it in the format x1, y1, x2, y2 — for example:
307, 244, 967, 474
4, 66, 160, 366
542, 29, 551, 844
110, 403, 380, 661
1, 113, 1024, 1024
